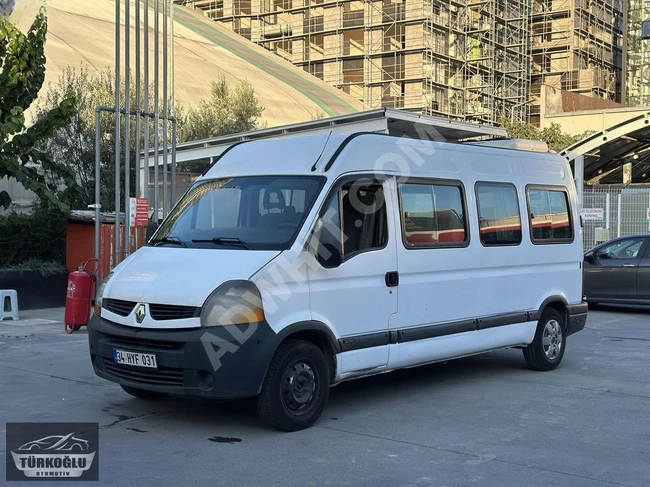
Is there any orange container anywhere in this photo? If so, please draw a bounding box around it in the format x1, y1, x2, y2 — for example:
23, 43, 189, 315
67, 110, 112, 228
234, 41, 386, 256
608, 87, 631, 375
67, 216, 145, 282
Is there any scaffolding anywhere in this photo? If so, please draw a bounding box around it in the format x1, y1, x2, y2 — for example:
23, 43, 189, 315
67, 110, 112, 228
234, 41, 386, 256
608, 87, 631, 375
177, 0, 532, 125
626, 0, 650, 106
530, 0, 623, 125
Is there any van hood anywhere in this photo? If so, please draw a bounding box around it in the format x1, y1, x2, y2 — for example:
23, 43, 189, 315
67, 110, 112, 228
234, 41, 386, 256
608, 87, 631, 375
105, 246, 280, 307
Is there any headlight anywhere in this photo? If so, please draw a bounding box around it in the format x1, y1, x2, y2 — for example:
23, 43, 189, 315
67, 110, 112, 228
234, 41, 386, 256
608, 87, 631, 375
95, 271, 114, 315
201, 280, 265, 327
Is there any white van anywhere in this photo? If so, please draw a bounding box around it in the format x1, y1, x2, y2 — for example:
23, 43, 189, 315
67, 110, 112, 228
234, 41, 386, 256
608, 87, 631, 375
88, 133, 588, 431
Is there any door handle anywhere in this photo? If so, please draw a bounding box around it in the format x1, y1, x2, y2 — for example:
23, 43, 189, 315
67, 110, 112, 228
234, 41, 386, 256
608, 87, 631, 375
385, 271, 399, 287
620, 264, 636, 267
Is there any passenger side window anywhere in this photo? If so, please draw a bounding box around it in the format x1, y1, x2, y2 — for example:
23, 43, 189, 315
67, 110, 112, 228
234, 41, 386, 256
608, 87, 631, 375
318, 180, 388, 260
399, 182, 468, 248
595, 238, 645, 260
476, 182, 522, 246
527, 187, 573, 243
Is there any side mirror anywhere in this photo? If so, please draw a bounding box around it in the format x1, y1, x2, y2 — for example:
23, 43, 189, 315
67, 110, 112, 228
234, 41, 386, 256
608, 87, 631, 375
145, 221, 159, 242
584, 252, 594, 264
317, 242, 342, 269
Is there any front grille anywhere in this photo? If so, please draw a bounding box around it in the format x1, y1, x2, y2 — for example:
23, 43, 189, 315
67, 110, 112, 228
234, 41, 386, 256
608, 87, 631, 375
149, 304, 200, 321
103, 359, 184, 387
101, 336, 183, 351
104, 299, 137, 317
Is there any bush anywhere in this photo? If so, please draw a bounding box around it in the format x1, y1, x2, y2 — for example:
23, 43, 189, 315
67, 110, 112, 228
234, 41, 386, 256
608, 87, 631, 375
0, 207, 67, 268
1, 258, 66, 277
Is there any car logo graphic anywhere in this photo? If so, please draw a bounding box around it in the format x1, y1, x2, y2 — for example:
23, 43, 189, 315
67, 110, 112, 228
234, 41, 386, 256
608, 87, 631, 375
136, 304, 146, 323
18, 433, 89, 451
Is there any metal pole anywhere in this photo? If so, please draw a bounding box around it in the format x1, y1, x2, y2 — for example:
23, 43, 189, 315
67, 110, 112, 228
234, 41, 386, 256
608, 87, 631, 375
162, 0, 169, 219
170, 0, 175, 119
605, 193, 610, 230
114, 0, 122, 266
95, 110, 102, 262
135, 0, 141, 201
574, 155, 584, 209
617, 193, 622, 238
621, 5, 628, 104
170, 0, 176, 206
154, 0, 160, 223
143, 0, 150, 220
125, 0, 132, 258
171, 119, 176, 204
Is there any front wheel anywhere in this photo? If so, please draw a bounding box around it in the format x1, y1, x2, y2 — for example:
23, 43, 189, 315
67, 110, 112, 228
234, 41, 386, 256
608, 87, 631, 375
523, 308, 566, 371
256, 340, 330, 432
121, 385, 166, 400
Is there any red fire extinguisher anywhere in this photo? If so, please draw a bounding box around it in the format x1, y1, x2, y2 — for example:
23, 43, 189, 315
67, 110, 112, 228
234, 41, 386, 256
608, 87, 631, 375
64, 259, 100, 334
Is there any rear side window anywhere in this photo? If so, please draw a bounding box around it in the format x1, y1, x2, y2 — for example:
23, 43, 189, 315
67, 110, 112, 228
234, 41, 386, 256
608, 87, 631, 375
476, 182, 522, 246
399, 181, 468, 248
527, 187, 573, 243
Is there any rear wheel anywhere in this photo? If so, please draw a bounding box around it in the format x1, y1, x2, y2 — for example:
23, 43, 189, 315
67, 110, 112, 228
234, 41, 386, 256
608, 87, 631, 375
121, 385, 166, 400
523, 307, 566, 371
256, 340, 330, 432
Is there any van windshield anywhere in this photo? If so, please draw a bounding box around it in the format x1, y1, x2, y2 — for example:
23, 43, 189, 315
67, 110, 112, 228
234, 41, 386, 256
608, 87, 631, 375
151, 176, 325, 251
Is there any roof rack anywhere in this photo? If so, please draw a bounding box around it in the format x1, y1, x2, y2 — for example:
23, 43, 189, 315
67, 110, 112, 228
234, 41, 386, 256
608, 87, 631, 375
147, 108, 507, 168
464, 138, 550, 153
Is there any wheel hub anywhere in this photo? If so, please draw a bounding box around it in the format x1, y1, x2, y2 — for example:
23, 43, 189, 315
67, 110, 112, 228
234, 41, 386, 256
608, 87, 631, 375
543, 319, 563, 360
282, 361, 316, 411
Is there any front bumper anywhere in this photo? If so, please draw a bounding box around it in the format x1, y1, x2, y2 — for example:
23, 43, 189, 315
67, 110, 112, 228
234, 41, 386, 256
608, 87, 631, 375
87, 315, 281, 399
566, 301, 588, 337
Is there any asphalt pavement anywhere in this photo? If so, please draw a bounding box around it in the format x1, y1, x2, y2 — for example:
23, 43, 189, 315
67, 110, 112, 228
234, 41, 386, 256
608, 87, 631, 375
1, 306, 649, 486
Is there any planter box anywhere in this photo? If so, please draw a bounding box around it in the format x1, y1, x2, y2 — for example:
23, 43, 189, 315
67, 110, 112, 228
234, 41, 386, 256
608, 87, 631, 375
0, 271, 68, 311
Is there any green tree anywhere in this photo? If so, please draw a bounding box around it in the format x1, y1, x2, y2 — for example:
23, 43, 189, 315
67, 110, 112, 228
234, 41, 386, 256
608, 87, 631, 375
36, 64, 184, 210
35, 65, 148, 210
37, 67, 266, 210
498, 118, 595, 151
177, 74, 265, 142
0, 10, 79, 211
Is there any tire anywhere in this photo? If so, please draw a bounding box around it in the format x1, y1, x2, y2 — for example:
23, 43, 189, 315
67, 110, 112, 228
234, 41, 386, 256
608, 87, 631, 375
256, 340, 330, 432
523, 307, 566, 371
121, 385, 166, 400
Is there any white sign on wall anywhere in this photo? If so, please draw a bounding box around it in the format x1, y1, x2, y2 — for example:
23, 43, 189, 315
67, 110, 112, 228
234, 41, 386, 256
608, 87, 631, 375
580, 208, 605, 221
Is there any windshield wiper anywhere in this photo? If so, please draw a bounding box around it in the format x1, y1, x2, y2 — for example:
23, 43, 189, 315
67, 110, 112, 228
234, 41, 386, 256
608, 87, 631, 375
192, 237, 253, 250
150, 236, 187, 248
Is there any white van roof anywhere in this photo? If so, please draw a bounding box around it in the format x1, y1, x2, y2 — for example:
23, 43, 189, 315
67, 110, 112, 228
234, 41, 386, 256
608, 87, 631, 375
201, 134, 564, 180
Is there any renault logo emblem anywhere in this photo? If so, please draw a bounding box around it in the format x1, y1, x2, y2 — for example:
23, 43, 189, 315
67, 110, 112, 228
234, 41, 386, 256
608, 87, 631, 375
135, 304, 146, 323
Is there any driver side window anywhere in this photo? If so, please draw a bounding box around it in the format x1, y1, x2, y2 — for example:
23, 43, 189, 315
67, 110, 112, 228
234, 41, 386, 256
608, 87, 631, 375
596, 238, 645, 260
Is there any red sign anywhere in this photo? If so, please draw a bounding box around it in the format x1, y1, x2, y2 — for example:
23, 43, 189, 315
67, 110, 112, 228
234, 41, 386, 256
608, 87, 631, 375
130, 198, 150, 227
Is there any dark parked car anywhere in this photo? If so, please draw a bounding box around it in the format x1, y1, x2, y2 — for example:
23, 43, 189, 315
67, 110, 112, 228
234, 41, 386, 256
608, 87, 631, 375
584, 234, 650, 305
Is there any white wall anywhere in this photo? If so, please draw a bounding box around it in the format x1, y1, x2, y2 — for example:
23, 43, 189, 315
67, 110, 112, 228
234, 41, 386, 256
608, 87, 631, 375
0, 177, 37, 215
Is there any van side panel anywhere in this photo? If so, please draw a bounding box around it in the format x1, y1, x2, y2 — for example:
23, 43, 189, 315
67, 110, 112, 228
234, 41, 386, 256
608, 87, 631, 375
385, 321, 537, 371
379, 138, 582, 372
388, 143, 581, 325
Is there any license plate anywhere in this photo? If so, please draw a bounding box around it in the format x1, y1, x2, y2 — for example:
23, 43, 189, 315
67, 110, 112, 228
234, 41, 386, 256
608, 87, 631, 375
113, 349, 157, 368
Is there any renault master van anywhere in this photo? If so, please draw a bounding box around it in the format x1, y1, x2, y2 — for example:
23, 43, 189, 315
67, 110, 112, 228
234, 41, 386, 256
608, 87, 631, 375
88, 133, 588, 431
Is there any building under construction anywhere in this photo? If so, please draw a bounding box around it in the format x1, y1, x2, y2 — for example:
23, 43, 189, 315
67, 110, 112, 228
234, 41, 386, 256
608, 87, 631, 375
176, 0, 623, 126
530, 0, 623, 126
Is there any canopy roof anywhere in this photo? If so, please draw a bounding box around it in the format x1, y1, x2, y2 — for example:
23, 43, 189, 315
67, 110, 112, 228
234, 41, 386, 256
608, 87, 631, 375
561, 112, 650, 184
